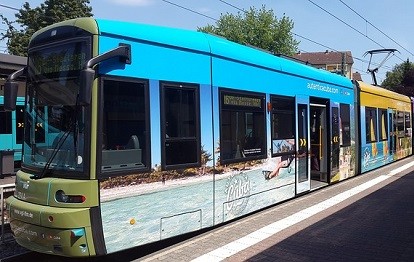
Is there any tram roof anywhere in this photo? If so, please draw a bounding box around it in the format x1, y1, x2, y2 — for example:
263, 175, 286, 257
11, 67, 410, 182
357, 81, 411, 103
30, 18, 352, 89
95, 19, 352, 89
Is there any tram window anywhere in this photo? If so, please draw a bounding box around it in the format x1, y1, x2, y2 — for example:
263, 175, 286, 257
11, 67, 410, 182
15, 106, 25, 144
101, 79, 149, 172
0, 106, 12, 134
340, 104, 351, 147
397, 111, 405, 135
161, 83, 200, 169
220, 89, 266, 163
378, 109, 388, 141
405, 112, 411, 137
35, 106, 45, 143
271, 96, 295, 156
365, 107, 377, 143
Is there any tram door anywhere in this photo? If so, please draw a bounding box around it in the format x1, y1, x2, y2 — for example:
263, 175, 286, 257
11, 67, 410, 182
310, 102, 329, 184
296, 103, 310, 194
389, 109, 397, 155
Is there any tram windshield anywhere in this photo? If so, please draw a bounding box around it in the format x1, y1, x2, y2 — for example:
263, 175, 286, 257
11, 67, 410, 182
22, 40, 90, 177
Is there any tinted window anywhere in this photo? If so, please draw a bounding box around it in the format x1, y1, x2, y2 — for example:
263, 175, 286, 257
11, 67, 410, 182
0, 106, 12, 134
220, 89, 266, 163
15, 105, 25, 144
340, 103, 351, 146
365, 107, 377, 143
378, 108, 388, 141
161, 83, 200, 169
101, 79, 149, 172
405, 112, 411, 137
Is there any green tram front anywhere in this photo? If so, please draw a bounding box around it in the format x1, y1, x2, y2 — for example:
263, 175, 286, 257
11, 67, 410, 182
5, 19, 106, 257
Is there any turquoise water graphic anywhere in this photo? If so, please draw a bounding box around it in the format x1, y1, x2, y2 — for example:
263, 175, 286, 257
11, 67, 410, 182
101, 166, 295, 253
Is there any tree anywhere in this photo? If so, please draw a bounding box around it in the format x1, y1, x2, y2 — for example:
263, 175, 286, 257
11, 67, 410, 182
198, 5, 299, 56
1, 0, 93, 56
382, 59, 414, 97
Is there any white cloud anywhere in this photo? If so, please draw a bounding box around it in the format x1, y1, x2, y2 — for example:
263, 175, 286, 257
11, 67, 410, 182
109, 0, 155, 7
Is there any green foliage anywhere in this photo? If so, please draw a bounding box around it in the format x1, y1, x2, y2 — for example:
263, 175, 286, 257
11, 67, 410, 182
1, 0, 93, 56
382, 59, 414, 96
201, 144, 212, 166
198, 5, 299, 56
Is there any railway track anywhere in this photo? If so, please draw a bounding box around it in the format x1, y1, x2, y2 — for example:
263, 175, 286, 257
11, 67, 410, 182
0, 224, 31, 261
0, 227, 196, 262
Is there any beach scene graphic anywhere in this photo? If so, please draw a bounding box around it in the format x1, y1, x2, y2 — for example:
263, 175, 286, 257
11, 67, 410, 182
100, 158, 295, 253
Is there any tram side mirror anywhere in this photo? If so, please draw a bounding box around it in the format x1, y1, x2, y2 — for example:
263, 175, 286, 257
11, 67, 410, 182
79, 68, 95, 105
79, 44, 131, 106
3, 81, 19, 111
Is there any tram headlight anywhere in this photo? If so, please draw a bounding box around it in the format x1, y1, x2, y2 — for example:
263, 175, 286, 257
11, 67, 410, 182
55, 190, 86, 203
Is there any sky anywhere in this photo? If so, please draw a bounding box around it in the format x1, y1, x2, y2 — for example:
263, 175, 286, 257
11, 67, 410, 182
1, 0, 413, 83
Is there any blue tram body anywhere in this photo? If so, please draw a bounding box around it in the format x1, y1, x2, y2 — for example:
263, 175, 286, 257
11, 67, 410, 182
94, 19, 357, 252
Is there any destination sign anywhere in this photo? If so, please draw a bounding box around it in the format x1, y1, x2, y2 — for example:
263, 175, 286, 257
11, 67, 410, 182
31, 52, 86, 76
223, 94, 262, 108
29, 41, 88, 77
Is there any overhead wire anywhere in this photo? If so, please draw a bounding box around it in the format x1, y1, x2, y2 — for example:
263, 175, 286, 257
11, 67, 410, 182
0, 4, 20, 11
166, 0, 371, 79
294, 34, 373, 75
216, 0, 392, 72
160, 0, 218, 21
338, 0, 414, 57
218, 1, 375, 80
0, 0, 399, 77
307, 0, 386, 49
218, 0, 246, 13
307, 0, 404, 63
161, 0, 394, 74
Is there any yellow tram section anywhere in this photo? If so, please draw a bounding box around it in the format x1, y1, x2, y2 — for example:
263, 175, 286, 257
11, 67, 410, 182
358, 81, 412, 159
358, 81, 411, 111
6, 18, 102, 257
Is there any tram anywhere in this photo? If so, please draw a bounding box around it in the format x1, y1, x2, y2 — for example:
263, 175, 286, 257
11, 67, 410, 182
4, 18, 411, 256
0, 54, 27, 165
355, 81, 412, 174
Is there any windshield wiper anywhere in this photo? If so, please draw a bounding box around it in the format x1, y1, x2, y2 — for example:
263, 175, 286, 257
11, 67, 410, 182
31, 128, 72, 180
72, 95, 81, 165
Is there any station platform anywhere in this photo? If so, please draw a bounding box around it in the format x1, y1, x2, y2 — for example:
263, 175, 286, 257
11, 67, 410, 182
139, 156, 414, 261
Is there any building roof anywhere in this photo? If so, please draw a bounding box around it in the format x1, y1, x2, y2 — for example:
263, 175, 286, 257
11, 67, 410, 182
0, 53, 26, 78
293, 51, 354, 66
352, 72, 362, 81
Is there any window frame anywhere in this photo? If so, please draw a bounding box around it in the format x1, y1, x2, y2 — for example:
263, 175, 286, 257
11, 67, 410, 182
405, 112, 411, 137
270, 95, 295, 157
98, 76, 151, 177
219, 88, 267, 164
365, 107, 378, 143
15, 105, 25, 144
378, 108, 388, 141
160, 81, 201, 170
396, 111, 405, 136
0, 106, 12, 134
340, 103, 351, 147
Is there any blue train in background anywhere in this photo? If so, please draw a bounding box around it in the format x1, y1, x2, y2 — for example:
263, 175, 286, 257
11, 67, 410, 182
0, 95, 24, 164
0, 54, 26, 167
